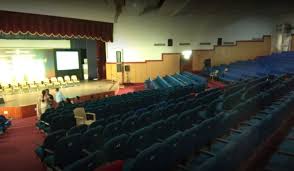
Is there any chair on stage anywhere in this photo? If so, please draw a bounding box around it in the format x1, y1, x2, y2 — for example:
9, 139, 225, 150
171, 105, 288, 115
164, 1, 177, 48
36, 80, 46, 90
2, 83, 13, 95
51, 77, 60, 88
20, 81, 30, 93
71, 75, 80, 86
44, 78, 53, 89
11, 82, 21, 94
64, 75, 74, 87
28, 80, 38, 92
73, 107, 96, 126
57, 77, 67, 88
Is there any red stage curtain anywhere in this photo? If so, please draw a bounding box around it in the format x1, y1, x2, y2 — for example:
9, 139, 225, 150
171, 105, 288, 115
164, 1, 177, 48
0, 10, 113, 42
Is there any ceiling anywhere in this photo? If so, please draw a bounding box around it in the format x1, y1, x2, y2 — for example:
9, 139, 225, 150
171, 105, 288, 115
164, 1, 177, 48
1, 0, 294, 22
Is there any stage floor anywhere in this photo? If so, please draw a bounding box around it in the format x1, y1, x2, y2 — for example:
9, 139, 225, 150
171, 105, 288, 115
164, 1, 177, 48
0, 80, 119, 107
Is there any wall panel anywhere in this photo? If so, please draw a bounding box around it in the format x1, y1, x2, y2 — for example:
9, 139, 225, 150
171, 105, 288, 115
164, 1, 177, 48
192, 36, 271, 71
106, 54, 180, 83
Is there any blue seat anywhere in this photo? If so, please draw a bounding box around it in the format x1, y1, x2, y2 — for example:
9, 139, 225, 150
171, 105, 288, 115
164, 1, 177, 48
81, 126, 104, 152
150, 120, 168, 139
103, 134, 129, 161
35, 129, 66, 160
67, 124, 88, 136
122, 115, 138, 133
44, 134, 84, 169
126, 126, 153, 157
123, 143, 173, 171
103, 120, 121, 141
63, 151, 105, 171
89, 118, 105, 128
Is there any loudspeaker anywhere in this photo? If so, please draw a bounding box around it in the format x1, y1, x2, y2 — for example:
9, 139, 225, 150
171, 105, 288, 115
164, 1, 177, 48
217, 38, 222, 46
0, 98, 4, 104
125, 65, 130, 72
116, 51, 122, 63
168, 39, 173, 46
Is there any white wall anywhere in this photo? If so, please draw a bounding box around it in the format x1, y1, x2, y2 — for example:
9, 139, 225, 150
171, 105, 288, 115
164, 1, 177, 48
107, 14, 274, 62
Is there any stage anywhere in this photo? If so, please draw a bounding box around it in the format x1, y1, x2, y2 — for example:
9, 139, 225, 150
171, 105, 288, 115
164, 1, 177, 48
0, 80, 119, 119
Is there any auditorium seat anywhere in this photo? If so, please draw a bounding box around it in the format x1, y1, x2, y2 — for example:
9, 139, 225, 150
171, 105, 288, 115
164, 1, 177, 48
51, 77, 60, 88
35, 129, 66, 161
35, 77, 294, 171
64, 75, 74, 86
63, 151, 103, 171
81, 126, 104, 152
71, 75, 80, 85
67, 124, 88, 136
43, 78, 53, 88
43, 134, 85, 169
57, 76, 67, 87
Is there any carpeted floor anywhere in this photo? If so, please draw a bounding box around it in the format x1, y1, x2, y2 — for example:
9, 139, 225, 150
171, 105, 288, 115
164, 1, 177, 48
0, 116, 45, 171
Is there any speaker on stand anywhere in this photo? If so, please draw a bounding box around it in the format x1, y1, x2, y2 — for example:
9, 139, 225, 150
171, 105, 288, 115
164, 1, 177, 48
124, 65, 130, 84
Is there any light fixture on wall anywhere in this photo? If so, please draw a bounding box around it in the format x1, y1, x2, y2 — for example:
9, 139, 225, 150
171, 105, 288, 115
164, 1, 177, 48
182, 50, 192, 60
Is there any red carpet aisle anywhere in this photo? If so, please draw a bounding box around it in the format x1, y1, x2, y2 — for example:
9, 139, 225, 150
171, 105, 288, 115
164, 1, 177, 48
0, 116, 45, 171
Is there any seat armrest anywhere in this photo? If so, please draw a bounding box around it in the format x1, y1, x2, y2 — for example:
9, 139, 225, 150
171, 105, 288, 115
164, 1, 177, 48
82, 149, 92, 155
177, 164, 189, 171
75, 116, 84, 119
53, 166, 63, 171
44, 148, 54, 154
86, 113, 96, 120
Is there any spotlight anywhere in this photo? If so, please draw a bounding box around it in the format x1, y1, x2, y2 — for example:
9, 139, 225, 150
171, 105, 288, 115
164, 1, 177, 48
182, 50, 192, 60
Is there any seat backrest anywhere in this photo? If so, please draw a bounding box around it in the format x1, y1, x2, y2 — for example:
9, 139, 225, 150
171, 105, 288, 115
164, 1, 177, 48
67, 124, 88, 136
55, 134, 83, 168
81, 126, 104, 152
71, 75, 78, 81
63, 151, 102, 171
43, 129, 66, 150
103, 134, 129, 161
73, 107, 86, 120
64, 75, 71, 81
103, 120, 122, 140
51, 77, 58, 82
43, 78, 50, 83
131, 143, 173, 171
58, 77, 64, 82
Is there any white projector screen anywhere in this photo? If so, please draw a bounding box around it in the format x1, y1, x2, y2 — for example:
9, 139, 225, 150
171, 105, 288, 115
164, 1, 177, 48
56, 51, 80, 70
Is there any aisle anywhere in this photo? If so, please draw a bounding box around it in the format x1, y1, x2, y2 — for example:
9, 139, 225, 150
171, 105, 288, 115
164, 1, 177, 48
0, 116, 45, 171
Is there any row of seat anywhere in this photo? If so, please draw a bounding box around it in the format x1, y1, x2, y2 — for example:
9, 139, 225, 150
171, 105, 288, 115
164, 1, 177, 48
206, 51, 294, 83
35, 76, 289, 171
122, 76, 294, 171
265, 114, 294, 170
191, 89, 294, 171
145, 72, 207, 91
35, 87, 224, 170
36, 85, 198, 134
0, 75, 80, 95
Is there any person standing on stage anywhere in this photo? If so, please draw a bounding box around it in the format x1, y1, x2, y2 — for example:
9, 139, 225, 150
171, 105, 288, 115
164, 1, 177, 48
55, 88, 66, 106
36, 90, 49, 120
